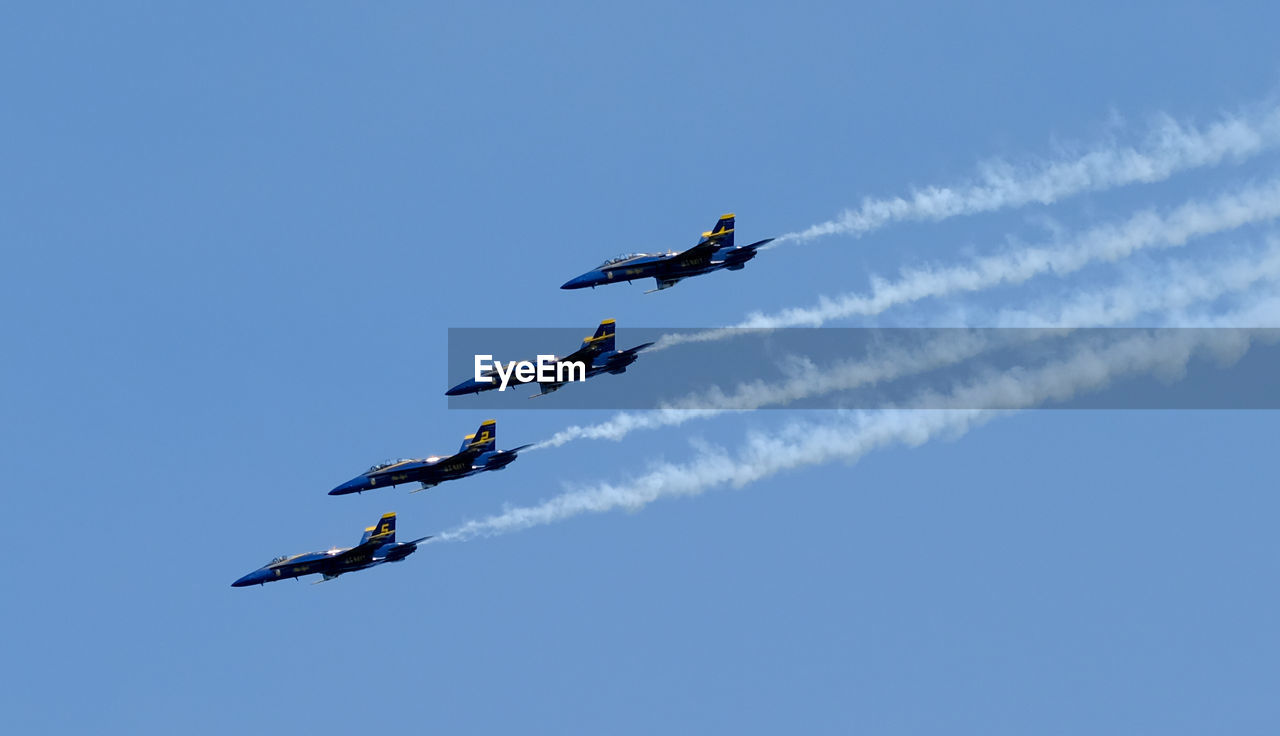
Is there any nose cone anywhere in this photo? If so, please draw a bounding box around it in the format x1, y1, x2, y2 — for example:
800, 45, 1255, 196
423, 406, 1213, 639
561, 270, 604, 289
329, 475, 371, 496
232, 569, 269, 587
446, 379, 485, 396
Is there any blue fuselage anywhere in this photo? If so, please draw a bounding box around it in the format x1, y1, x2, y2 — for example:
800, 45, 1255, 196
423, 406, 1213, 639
231, 542, 417, 586
329, 452, 506, 495
561, 245, 759, 289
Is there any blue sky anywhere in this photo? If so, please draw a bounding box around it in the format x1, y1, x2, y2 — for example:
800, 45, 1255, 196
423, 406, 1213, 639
3, 3, 1279, 733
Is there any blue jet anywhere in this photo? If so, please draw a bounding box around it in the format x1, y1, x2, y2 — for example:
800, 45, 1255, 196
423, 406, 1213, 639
561, 214, 774, 293
446, 319, 653, 398
329, 419, 532, 495
232, 512, 428, 586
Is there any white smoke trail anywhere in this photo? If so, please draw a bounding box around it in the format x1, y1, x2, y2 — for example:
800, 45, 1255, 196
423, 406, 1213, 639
437, 298, 1279, 542
535, 239, 1280, 448
656, 178, 1280, 350
773, 100, 1280, 246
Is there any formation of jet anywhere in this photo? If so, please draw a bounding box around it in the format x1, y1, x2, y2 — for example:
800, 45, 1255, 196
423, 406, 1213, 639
329, 419, 532, 495
232, 513, 429, 586
561, 214, 774, 293
236, 213, 767, 589
445, 319, 653, 398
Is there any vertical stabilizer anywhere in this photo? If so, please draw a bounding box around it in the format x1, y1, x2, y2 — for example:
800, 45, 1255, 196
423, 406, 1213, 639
702, 213, 735, 247
360, 512, 397, 545
462, 419, 497, 453
580, 319, 616, 353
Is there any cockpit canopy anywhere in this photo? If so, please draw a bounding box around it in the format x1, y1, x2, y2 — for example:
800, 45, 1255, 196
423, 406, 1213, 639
268, 554, 291, 565
596, 253, 652, 269
366, 458, 414, 474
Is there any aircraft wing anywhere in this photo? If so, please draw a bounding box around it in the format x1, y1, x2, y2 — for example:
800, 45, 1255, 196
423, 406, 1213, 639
323, 546, 372, 569
670, 239, 719, 264
555, 346, 598, 367
529, 382, 564, 399
336, 532, 406, 563
710, 237, 774, 261
645, 277, 684, 294
670, 213, 737, 261
445, 446, 483, 462
620, 342, 655, 356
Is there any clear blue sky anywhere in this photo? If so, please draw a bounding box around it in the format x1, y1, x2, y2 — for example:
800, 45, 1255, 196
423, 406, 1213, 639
3, 3, 1278, 733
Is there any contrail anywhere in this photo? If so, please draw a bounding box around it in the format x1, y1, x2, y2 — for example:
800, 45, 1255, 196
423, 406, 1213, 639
436, 301, 1279, 542
656, 177, 1280, 350
772, 100, 1280, 246
535, 239, 1280, 448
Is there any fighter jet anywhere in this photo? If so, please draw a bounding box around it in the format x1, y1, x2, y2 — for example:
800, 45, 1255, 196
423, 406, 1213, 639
561, 214, 774, 293
231, 512, 428, 586
446, 319, 653, 398
329, 419, 532, 495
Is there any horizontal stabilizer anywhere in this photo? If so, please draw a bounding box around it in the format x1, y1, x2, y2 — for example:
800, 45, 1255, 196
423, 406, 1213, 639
621, 342, 655, 355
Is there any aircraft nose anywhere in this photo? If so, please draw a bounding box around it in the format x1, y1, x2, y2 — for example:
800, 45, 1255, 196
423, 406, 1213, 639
560, 271, 599, 289
328, 477, 367, 496
232, 570, 266, 587
446, 379, 481, 396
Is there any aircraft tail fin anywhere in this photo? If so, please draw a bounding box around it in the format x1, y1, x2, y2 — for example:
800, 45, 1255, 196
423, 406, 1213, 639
359, 512, 397, 545
579, 319, 616, 353
461, 419, 497, 453
701, 213, 735, 247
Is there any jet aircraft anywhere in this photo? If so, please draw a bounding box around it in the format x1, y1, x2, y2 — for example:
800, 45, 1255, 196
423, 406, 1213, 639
446, 319, 653, 397
231, 512, 428, 586
329, 419, 532, 495
561, 214, 774, 293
